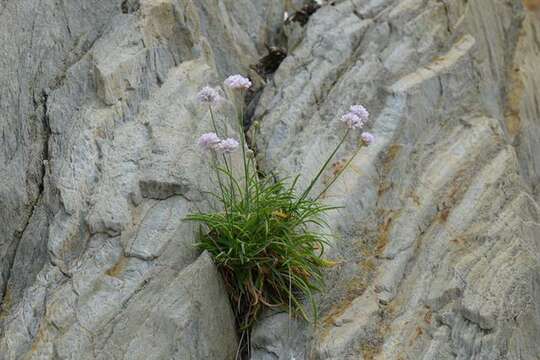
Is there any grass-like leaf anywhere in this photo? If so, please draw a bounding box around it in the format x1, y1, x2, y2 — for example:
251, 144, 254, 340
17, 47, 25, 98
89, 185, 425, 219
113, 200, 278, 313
186, 175, 331, 331
192, 84, 371, 358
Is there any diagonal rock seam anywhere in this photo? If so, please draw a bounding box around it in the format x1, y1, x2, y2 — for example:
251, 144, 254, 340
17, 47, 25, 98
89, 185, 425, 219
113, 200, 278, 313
249, 0, 540, 359
1, 0, 540, 359
0, 0, 285, 358
0, 88, 51, 308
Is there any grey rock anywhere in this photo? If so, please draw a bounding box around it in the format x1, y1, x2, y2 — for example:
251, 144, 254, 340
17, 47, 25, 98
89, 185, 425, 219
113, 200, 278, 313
0, 0, 121, 311
1, 0, 540, 359
0, 0, 281, 358
251, 313, 308, 360
251, 0, 540, 359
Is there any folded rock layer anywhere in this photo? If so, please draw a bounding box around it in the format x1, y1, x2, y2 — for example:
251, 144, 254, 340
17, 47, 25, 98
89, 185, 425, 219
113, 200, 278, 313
251, 1, 540, 359
1, 0, 539, 359
0, 0, 282, 358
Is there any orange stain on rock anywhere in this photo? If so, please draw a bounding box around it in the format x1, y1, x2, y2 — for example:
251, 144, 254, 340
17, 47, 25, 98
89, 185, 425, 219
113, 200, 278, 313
524, 0, 540, 11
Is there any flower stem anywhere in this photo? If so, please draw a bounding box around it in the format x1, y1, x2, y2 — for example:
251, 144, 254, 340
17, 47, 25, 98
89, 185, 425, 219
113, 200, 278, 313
298, 128, 350, 203
209, 105, 235, 205
237, 94, 250, 208
209, 105, 220, 136
315, 142, 365, 201
209, 106, 232, 171
211, 152, 228, 214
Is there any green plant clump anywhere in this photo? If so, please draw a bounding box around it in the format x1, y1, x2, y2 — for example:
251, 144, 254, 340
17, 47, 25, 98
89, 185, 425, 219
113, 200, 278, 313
186, 77, 373, 335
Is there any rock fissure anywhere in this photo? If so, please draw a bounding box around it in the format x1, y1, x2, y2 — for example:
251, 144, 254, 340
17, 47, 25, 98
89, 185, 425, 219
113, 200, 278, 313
0, 87, 51, 307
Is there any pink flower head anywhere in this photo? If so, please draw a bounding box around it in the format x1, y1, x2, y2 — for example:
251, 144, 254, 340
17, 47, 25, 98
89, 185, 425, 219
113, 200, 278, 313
197, 86, 221, 105
341, 112, 363, 129
224, 75, 252, 90
198, 132, 221, 151
216, 138, 240, 154
350, 105, 369, 122
361, 132, 375, 145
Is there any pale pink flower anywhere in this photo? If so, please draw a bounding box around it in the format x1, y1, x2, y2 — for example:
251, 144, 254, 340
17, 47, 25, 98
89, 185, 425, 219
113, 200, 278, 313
340, 112, 363, 129
198, 132, 221, 151
350, 105, 369, 122
197, 86, 221, 105
216, 138, 239, 153
361, 132, 375, 145
224, 75, 252, 90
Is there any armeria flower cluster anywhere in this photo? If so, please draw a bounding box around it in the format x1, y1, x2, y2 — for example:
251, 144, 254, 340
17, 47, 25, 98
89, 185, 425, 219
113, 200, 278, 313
196, 75, 253, 154
341, 104, 368, 128
198, 132, 239, 154
196, 86, 221, 105
340, 104, 374, 145
189, 73, 376, 347
224, 74, 252, 90
196, 74, 252, 107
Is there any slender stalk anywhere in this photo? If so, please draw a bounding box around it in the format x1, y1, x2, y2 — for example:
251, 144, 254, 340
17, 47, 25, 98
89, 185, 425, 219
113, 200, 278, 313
209, 105, 231, 172
209, 105, 220, 136
209, 105, 235, 203
248, 123, 261, 204
297, 128, 350, 204
211, 152, 228, 215
237, 93, 250, 208
315, 142, 365, 201
235, 331, 245, 360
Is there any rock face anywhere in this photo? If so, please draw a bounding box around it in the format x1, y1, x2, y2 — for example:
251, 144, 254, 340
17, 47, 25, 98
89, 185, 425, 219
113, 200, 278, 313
251, 0, 540, 359
1, 0, 539, 360
0, 0, 283, 358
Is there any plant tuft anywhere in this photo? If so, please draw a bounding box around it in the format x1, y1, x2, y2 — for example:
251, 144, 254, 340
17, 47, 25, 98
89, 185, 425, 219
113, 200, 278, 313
186, 75, 374, 355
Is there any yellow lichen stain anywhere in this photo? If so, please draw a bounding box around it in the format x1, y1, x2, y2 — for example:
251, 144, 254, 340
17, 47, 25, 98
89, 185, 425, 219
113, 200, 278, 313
94, 127, 107, 140
423, 306, 433, 325
320, 159, 348, 198
505, 66, 525, 139
105, 256, 128, 278
377, 181, 393, 196
360, 343, 380, 360
319, 297, 354, 338
320, 279, 369, 333
358, 320, 391, 360
377, 144, 401, 197
0, 287, 12, 320
331, 159, 347, 177
436, 169, 466, 223
319, 279, 370, 337
438, 207, 451, 222
382, 144, 402, 174
450, 236, 466, 247
360, 257, 376, 272
375, 211, 395, 255
31, 324, 48, 353
346, 278, 368, 299
524, 0, 540, 11
413, 326, 424, 341
408, 190, 421, 206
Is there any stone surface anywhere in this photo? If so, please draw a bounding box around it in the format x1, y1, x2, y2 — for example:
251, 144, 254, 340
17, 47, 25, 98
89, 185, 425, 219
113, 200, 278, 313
0, 0, 283, 358
251, 0, 540, 359
1, 0, 540, 359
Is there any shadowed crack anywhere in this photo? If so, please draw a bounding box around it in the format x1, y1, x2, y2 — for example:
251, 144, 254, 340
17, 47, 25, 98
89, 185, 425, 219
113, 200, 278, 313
0, 90, 51, 307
